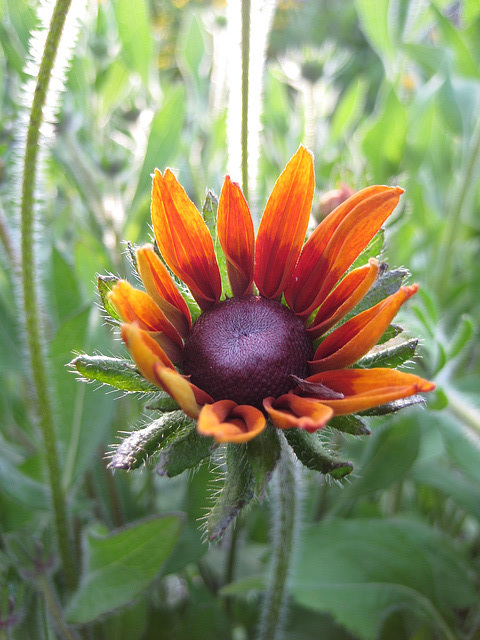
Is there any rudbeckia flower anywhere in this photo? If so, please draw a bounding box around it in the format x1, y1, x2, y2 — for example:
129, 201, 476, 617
108, 147, 434, 445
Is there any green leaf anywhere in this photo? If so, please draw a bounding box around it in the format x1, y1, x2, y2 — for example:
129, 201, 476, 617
329, 413, 371, 436
350, 229, 384, 272
156, 422, 217, 477
331, 77, 368, 141
357, 337, 418, 369
447, 314, 473, 360
354, 0, 395, 71
202, 190, 232, 299
97, 275, 121, 323
359, 394, 425, 416
285, 430, 353, 479
207, 444, 255, 541
115, 0, 152, 84
70, 354, 157, 392
377, 323, 403, 344
247, 425, 281, 498
291, 518, 475, 640
351, 267, 409, 317
66, 515, 183, 624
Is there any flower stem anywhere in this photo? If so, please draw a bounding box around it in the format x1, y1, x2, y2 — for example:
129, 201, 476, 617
37, 573, 82, 640
241, 0, 251, 201
20, 0, 76, 590
258, 433, 301, 640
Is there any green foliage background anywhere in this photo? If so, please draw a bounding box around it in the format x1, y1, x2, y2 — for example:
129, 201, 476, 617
0, 0, 479, 638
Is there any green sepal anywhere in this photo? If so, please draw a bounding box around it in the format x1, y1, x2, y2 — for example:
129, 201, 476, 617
359, 394, 425, 416
350, 229, 384, 271
156, 423, 217, 477
69, 354, 157, 392
126, 241, 138, 272
329, 413, 371, 436
378, 323, 403, 344
246, 424, 281, 499
202, 190, 232, 299
108, 411, 192, 470
357, 337, 418, 369
349, 266, 409, 318
97, 275, 121, 323
207, 443, 255, 542
285, 429, 353, 479
145, 395, 180, 412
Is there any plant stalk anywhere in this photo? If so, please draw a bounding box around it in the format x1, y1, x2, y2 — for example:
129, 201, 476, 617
258, 433, 301, 640
241, 0, 251, 201
37, 573, 82, 640
20, 0, 76, 590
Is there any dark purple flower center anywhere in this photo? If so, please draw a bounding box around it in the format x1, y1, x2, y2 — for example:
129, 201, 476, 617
182, 295, 313, 409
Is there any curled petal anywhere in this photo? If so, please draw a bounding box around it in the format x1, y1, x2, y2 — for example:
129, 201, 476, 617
153, 366, 213, 419
217, 176, 255, 297
286, 186, 403, 316
255, 146, 314, 299
151, 169, 222, 310
197, 400, 266, 443
121, 323, 174, 387
136, 244, 191, 336
109, 280, 182, 347
308, 258, 379, 339
301, 368, 435, 415
310, 284, 418, 373
263, 394, 333, 433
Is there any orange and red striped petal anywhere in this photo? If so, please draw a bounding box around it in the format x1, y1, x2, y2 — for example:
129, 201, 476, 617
217, 176, 255, 297
108, 280, 183, 347
307, 258, 379, 339
285, 186, 403, 316
263, 394, 333, 433
153, 365, 213, 419
255, 146, 314, 299
151, 169, 222, 310
310, 284, 418, 373
197, 400, 266, 443
136, 244, 191, 337
121, 323, 174, 387
300, 368, 435, 415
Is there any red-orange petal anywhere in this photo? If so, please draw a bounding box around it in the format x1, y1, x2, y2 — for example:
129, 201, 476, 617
217, 176, 255, 297
108, 280, 183, 347
307, 258, 380, 339
286, 186, 403, 316
153, 365, 213, 419
197, 400, 266, 443
301, 368, 435, 415
136, 244, 191, 337
263, 394, 333, 433
151, 169, 222, 310
310, 284, 418, 373
255, 146, 314, 299
121, 323, 174, 388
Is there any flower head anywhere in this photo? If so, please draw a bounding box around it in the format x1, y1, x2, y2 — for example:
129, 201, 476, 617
108, 147, 434, 444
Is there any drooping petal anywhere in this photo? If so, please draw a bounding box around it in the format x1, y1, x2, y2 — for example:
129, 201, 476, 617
109, 280, 183, 347
310, 285, 418, 373
255, 146, 314, 299
217, 176, 255, 297
153, 365, 213, 419
286, 186, 403, 316
151, 169, 222, 310
300, 368, 435, 415
136, 244, 191, 336
263, 394, 333, 433
307, 258, 379, 339
197, 400, 266, 443
121, 323, 174, 387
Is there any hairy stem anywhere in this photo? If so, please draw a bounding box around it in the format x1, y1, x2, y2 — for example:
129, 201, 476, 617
37, 573, 82, 640
20, 0, 76, 589
258, 433, 301, 640
241, 0, 251, 201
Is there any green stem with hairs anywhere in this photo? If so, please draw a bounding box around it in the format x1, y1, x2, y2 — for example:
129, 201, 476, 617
258, 433, 301, 640
20, 0, 76, 589
241, 0, 251, 201
37, 573, 82, 640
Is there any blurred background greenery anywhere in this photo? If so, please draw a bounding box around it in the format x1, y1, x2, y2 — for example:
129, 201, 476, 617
1, 0, 480, 638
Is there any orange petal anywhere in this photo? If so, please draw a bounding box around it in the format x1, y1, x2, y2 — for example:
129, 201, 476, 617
151, 169, 222, 310
217, 176, 255, 297
108, 280, 183, 347
255, 146, 314, 299
121, 323, 174, 388
301, 368, 435, 415
153, 365, 213, 419
263, 394, 333, 433
136, 244, 191, 337
310, 285, 418, 373
197, 400, 266, 443
286, 186, 403, 316
307, 258, 379, 339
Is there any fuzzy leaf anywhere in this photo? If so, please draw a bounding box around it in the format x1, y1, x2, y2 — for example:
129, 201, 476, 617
247, 424, 281, 499
285, 430, 353, 479
98, 275, 121, 323
350, 229, 384, 271
359, 394, 425, 416
329, 414, 371, 436
70, 354, 157, 392
349, 266, 409, 317
357, 337, 418, 369
207, 444, 255, 541
377, 323, 403, 345
156, 424, 216, 477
